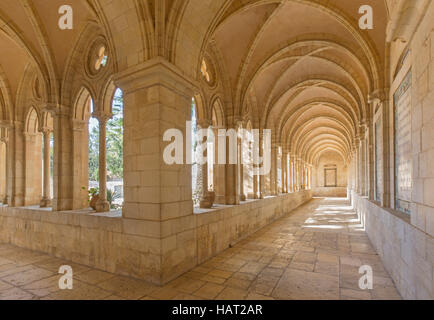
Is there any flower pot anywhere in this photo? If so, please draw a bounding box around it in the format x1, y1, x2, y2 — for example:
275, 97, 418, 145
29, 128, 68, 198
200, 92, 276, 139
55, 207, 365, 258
200, 190, 215, 209
90, 194, 100, 210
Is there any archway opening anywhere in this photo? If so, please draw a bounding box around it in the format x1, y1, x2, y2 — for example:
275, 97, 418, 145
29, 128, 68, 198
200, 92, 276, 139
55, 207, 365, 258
24, 107, 42, 206
106, 88, 124, 209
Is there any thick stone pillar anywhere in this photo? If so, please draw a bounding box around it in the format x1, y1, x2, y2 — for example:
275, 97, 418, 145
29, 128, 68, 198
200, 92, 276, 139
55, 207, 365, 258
214, 127, 227, 204
296, 157, 301, 191
40, 129, 52, 207
238, 122, 246, 201
354, 141, 360, 194
381, 99, 391, 208
270, 143, 278, 195
360, 135, 367, 196
222, 123, 239, 205
281, 149, 286, 193
0, 140, 5, 202
10, 122, 25, 207
52, 110, 74, 211
253, 164, 259, 199
0, 129, 9, 204
71, 119, 89, 210
289, 155, 293, 192
23, 132, 43, 206
367, 119, 375, 200
114, 58, 197, 284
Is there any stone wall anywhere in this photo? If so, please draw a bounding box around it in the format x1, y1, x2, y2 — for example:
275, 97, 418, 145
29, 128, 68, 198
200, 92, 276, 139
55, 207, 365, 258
313, 187, 347, 198
0, 190, 312, 285
352, 191, 434, 299
196, 190, 312, 263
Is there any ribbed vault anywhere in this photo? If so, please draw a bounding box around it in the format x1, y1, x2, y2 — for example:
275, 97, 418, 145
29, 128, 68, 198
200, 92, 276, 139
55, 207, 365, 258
202, 0, 388, 168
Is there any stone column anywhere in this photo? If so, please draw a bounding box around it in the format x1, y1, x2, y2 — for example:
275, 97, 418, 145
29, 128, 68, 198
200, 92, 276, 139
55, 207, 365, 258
270, 142, 278, 195
214, 127, 227, 203
94, 113, 110, 212
40, 129, 52, 207
223, 123, 239, 205
354, 140, 359, 194
51, 109, 75, 211
10, 122, 25, 207
238, 122, 246, 201
114, 58, 198, 285
71, 119, 89, 209
198, 120, 212, 208
289, 154, 293, 192
360, 136, 367, 196
367, 119, 375, 200
0, 128, 9, 204
302, 162, 305, 190
259, 128, 264, 199
253, 167, 259, 198
285, 152, 289, 192
282, 149, 289, 193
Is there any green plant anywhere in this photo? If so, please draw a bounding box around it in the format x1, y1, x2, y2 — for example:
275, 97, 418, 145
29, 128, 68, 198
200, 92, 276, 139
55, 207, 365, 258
107, 188, 122, 209
87, 187, 99, 202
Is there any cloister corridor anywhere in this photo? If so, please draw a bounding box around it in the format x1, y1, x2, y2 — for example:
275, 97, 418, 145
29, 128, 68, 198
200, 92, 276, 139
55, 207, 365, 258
1, 0, 434, 302
0, 198, 400, 300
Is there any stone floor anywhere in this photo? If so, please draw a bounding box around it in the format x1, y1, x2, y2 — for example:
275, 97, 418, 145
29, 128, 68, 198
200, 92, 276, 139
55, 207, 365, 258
0, 198, 402, 300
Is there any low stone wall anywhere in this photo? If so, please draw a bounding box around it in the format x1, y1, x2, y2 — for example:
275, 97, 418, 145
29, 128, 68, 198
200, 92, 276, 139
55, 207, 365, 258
351, 191, 434, 299
0, 190, 312, 285
196, 190, 312, 264
313, 187, 347, 197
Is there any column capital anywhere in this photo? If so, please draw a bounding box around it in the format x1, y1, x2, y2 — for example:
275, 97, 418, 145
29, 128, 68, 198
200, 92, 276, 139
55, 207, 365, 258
39, 127, 53, 135
92, 112, 112, 124
197, 119, 212, 129
0, 120, 13, 129
368, 89, 386, 104
114, 57, 199, 98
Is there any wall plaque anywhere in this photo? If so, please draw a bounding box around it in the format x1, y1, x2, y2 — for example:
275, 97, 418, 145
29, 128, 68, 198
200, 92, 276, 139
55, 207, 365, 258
394, 70, 412, 214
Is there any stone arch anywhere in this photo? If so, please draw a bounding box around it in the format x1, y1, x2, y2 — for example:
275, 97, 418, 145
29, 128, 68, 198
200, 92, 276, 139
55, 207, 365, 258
24, 106, 41, 134
211, 97, 225, 127
194, 93, 208, 122
73, 87, 94, 121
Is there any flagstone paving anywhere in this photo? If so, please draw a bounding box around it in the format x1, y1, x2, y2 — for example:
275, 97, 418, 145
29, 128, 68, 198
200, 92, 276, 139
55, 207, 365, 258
0, 198, 401, 300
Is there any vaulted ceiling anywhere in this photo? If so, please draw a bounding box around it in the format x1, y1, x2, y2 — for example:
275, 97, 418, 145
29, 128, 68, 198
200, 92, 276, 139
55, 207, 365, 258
0, 0, 391, 166
207, 0, 389, 165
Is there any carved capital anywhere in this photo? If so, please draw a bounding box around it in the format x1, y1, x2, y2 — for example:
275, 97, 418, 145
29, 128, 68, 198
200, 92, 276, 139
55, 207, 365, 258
92, 112, 112, 124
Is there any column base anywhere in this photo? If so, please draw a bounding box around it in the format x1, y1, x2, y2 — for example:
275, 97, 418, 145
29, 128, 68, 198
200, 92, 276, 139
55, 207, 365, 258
239, 194, 246, 201
1, 196, 7, 205
95, 199, 110, 212
40, 198, 52, 208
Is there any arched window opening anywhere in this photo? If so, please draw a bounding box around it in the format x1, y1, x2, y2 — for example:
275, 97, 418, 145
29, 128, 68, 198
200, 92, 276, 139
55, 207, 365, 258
88, 98, 100, 193
24, 107, 43, 206
277, 146, 282, 193
40, 122, 54, 208
191, 98, 201, 206
244, 121, 254, 198
106, 88, 124, 209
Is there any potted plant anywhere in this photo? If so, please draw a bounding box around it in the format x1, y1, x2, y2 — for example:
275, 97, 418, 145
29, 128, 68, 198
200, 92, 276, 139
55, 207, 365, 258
200, 185, 215, 209
88, 187, 100, 210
